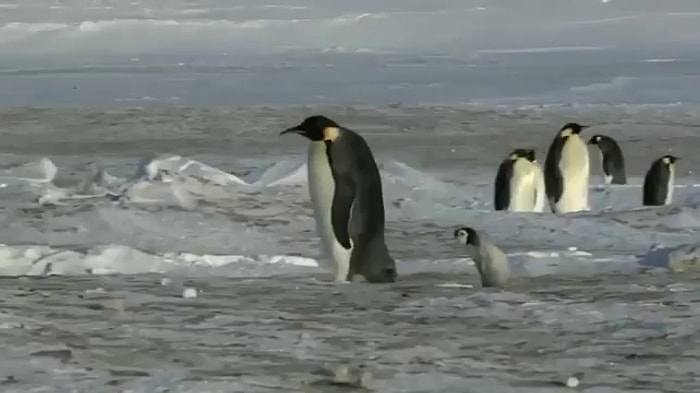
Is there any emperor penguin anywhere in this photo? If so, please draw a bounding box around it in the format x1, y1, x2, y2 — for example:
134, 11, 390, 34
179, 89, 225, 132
587, 134, 627, 185
493, 148, 546, 212
280, 115, 397, 283
453, 227, 511, 288
643, 155, 679, 206
544, 123, 591, 214
530, 153, 547, 213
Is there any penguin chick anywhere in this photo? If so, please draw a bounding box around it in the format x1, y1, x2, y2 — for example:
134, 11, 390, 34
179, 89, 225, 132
453, 227, 511, 288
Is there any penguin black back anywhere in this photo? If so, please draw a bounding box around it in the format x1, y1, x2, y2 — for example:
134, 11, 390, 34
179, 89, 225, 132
330, 128, 397, 282
643, 155, 678, 206
494, 156, 514, 211
588, 134, 627, 185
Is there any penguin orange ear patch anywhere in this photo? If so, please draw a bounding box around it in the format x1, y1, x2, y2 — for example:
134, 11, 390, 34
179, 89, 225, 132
323, 127, 340, 141
560, 128, 573, 137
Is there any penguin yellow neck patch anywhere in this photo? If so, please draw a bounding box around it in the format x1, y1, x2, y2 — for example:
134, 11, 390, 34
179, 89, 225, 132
323, 127, 340, 141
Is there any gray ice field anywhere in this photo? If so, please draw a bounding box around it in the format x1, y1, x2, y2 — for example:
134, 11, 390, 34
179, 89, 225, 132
1, 106, 700, 392
3, 0, 700, 391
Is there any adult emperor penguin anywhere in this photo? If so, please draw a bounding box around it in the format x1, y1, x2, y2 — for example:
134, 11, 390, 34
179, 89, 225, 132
493, 148, 545, 212
531, 152, 547, 213
280, 115, 397, 283
453, 227, 511, 288
587, 134, 627, 185
544, 122, 591, 214
643, 154, 679, 206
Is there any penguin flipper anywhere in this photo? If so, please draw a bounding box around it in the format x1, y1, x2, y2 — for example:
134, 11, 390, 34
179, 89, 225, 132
494, 160, 512, 210
330, 171, 356, 250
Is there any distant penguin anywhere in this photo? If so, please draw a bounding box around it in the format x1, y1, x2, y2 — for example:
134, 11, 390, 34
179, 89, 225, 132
531, 155, 547, 213
521, 148, 547, 213
587, 134, 627, 185
494, 148, 545, 212
281, 115, 397, 283
643, 155, 679, 206
453, 227, 511, 288
544, 123, 591, 214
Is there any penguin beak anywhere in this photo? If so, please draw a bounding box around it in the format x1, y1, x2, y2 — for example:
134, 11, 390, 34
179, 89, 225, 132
280, 126, 301, 135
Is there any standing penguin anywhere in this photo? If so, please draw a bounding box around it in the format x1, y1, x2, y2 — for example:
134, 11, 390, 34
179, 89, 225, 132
280, 115, 397, 283
453, 227, 511, 288
587, 134, 627, 185
643, 155, 679, 206
544, 123, 591, 214
494, 148, 545, 212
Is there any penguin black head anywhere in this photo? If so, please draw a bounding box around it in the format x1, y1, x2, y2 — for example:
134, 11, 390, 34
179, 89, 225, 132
510, 148, 536, 162
559, 123, 589, 138
454, 227, 479, 246
662, 155, 679, 165
280, 115, 340, 142
587, 134, 604, 145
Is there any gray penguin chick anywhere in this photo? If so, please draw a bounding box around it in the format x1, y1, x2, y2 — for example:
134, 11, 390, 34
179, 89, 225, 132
454, 227, 511, 288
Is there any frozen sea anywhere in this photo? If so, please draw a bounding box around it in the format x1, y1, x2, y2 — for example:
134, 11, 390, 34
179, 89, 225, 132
2, 1, 700, 392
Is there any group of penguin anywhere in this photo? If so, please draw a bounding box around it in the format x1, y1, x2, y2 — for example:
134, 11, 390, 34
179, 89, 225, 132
280, 116, 680, 288
494, 122, 679, 215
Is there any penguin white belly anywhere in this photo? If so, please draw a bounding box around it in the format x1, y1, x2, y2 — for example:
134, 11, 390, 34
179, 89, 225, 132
508, 159, 537, 212
665, 165, 675, 205
532, 161, 546, 213
557, 135, 590, 213
482, 243, 511, 286
469, 243, 510, 287
307, 142, 352, 282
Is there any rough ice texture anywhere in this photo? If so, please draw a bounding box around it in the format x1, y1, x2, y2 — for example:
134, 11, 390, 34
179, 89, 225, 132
2, 274, 700, 392
1, 1, 700, 391
1, 108, 700, 391
1, 106, 699, 277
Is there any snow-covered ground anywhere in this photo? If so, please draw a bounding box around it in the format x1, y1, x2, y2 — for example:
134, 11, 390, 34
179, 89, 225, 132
0, 0, 699, 105
2, 1, 700, 392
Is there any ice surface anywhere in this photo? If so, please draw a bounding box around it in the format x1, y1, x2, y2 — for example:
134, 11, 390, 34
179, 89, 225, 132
2, 273, 700, 392
1, 1, 700, 390
1, 0, 700, 106
1, 111, 699, 391
0, 145, 698, 279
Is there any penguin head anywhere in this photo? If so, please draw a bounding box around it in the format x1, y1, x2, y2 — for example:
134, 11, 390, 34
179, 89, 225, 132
454, 227, 478, 246
280, 115, 341, 142
510, 148, 536, 162
559, 123, 589, 139
662, 155, 679, 165
587, 134, 604, 145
